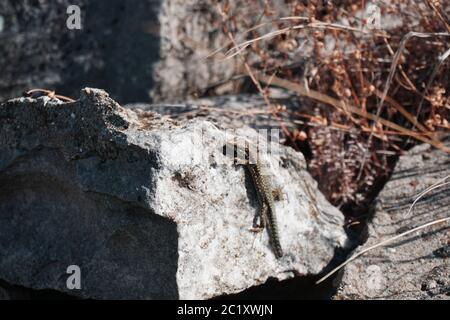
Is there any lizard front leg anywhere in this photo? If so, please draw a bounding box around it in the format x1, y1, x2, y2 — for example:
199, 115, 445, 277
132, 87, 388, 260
250, 201, 267, 232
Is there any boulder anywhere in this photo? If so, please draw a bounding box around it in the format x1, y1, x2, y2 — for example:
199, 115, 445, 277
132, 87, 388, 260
0, 88, 347, 299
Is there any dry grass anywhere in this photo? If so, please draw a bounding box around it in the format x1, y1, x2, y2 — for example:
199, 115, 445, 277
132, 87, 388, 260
316, 217, 450, 284
209, 0, 450, 211
316, 174, 450, 284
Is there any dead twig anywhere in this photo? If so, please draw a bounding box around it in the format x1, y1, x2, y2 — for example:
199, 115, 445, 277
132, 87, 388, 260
256, 74, 450, 154
24, 89, 75, 103
316, 217, 450, 284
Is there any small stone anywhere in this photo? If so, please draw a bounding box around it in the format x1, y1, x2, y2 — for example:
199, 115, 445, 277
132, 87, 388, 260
426, 280, 437, 290
421, 279, 438, 291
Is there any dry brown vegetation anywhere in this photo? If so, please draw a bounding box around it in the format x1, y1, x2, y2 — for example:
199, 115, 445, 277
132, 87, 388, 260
210, 0, 450, 218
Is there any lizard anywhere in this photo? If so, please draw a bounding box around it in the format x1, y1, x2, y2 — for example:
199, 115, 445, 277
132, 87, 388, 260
225, 141, 284, 259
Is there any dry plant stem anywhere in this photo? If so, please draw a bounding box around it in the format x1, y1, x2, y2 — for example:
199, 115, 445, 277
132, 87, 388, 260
406, 174, 450, 217
415, 48, 450, 130
25, 89, 75, 102
362, 32, 450, 181
223, 21, 389, 60
315, 216, 450, 284
402, 48, 450, 149
318, 172, 450, 284
364, 79, 432, 136
427, 0, 450, 32
204, 16, 310, 60
376, 32, 450, 122
256, 74, 450, 154
216, 3, 293, 143
382, 38, 418, 93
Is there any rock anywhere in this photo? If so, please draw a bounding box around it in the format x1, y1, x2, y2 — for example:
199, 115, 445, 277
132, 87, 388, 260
0, 1, 416, 105
151, 0, 293, 102
0, 285, 10, 300
0, 0, 161, 104
0, 281, 31, 300
125, 89, 307, 141
0, 88, 348, 299
335, 140, 450, 300
0, 1, 291, 104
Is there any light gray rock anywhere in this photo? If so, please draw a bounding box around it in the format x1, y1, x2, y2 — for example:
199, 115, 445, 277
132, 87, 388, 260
335, 140, 450, 300
0, 88, 347, 299
125, 89, 307, 141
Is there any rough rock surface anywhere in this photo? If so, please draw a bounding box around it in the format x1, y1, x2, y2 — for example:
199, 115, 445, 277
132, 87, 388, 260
151, 0, 293, 101
0, 1, 289, 104
125, 89, 308, 141
0, 88, 348, 299
0, 284, 9, 300
0, 0, 160, 103
0, 1, 415, 104
335, 140, 450, 300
